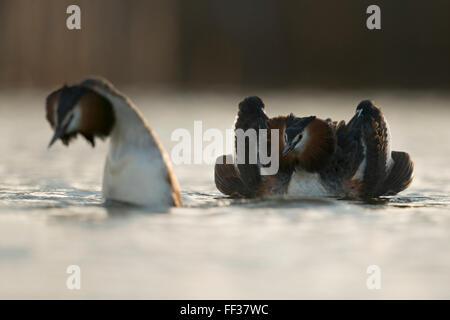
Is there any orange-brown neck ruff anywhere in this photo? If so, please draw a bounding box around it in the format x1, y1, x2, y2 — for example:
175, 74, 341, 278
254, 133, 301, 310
46, 86, 116, 147
298, 118, 336, 172
266, 116, 296, 172
266, 117, 336, 173
77, 89, 115, 146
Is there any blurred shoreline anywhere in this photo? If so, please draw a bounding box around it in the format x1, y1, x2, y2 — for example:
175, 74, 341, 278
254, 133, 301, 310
1, 0, 449, 90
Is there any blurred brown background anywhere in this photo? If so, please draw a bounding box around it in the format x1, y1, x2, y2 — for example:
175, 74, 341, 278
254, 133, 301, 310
0, 0, 449, 89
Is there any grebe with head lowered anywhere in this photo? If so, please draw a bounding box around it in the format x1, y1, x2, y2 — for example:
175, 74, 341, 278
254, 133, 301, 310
46, 77, 182, 208
215, 97, 413, 199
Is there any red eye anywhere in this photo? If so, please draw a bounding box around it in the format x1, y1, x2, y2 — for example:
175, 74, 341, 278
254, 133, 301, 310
298, 134, 303, 141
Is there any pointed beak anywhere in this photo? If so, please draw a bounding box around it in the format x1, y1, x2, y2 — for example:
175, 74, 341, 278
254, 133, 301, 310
282, 142, 295, 157
48, 126, 63, 148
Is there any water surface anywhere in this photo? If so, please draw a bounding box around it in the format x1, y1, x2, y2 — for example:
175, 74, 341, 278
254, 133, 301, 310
0, 90, 449, 299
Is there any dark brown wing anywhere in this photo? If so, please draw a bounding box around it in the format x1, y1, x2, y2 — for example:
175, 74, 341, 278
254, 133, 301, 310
319, 118, 364, 196
358, 101, 391, 197
214, 155, 254, 197
379, 151, 414, 196
233, 96, 269, 194
214, 97, 269, 198
45, 88, 62, 128
339, 100, 391, 197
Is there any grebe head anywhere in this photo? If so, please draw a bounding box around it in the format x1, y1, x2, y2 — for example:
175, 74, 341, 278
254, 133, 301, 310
282, 115, 316, 156
46, 82, 115, 147
282, 114, 336, 172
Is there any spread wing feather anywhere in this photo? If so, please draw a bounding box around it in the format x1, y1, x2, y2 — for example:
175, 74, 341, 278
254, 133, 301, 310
214, 97, 269, 198
214, 155, 253, 197
378, 151, 414, 196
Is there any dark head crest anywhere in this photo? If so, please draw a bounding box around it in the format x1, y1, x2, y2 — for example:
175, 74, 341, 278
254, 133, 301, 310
284, 115, 316, 141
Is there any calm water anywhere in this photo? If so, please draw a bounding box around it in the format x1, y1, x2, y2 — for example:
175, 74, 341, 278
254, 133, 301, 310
0, 90, 449, 299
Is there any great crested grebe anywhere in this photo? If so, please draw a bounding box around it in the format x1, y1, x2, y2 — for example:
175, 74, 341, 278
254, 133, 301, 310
215, 97, 413, 199
46, 77, 181, 208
